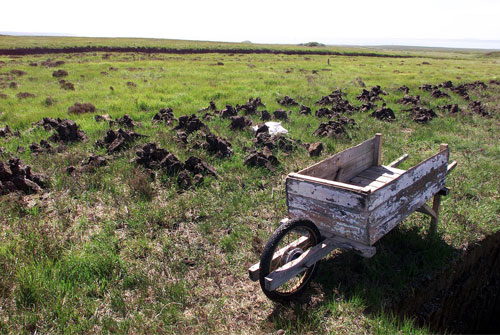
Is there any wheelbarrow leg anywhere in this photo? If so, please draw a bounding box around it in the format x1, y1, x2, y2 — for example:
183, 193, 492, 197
429, 194, 441, 234
429, 143, 451, 235
428, 187, 450, 234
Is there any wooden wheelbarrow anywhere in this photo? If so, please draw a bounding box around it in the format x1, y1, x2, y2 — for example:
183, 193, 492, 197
249, 134, 457, 301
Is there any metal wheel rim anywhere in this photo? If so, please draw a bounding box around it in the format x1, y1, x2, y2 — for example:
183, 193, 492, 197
269, 225, 318, 295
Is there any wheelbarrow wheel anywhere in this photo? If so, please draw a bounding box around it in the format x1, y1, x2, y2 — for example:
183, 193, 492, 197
259, 219, 321, 301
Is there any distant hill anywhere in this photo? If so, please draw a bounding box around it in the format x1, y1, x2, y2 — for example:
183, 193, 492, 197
0, 31, 76, 37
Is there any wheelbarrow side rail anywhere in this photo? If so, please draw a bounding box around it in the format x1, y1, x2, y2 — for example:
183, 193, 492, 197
366, 144, 451, 245
248, 233, 309, 281
263, 234, 376, 291
248, 232, 376, 285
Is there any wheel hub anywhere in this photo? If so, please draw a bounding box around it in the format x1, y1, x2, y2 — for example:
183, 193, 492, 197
285, 247, 304, 264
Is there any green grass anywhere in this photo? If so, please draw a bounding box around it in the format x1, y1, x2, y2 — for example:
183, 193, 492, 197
0, 36, 499, 334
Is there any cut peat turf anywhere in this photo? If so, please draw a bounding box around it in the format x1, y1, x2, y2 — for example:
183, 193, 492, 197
313, 120, 348, 138
394, 231, 500, 334
244, 147, 279, 171
407, 106, 437, 123
0, 124, 13, 137
0, 158, 46, 195
67, 154, 108, 174
229, 115, 252, 130
371, 104, 396, 121
174, 114, 206, 134
152, 107, 176, 125
277, 95, 299, 106
68, 102, 96, 114
205, 133, 233, 158
96, 128, 145, 153
48, 119, 87, 143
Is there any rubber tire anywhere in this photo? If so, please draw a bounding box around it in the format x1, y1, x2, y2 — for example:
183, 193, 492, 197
259, 219, 321, 302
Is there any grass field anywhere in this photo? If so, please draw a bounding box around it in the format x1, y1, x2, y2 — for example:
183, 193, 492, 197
0, 36, 499, 334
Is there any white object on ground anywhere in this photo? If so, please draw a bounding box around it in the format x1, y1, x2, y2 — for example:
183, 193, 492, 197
252, 122, 288, 135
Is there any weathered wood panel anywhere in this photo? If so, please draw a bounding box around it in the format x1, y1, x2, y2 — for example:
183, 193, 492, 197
368, 166, 446, 224
287, 193, 366, 228
356, 167, 402, 183
288, 208, 368, 244
368, 149, 449, 211
335, 153, 375, 182
367, 173, 445, 244
349, 176, 386, 190
369, 165, 406, 176
287, 173, 366, 193
373, 133, 382, 166
286, 177, 368, 209
388, 153, 409, 168
298, 136, 376, 180
367, 149, 449, 244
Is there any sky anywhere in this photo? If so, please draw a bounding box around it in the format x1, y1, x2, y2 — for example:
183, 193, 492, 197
3, 0, 500, 49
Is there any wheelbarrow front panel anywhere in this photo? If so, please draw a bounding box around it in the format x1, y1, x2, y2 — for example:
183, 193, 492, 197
286, 177, 370, 244
286, 136, 379, 245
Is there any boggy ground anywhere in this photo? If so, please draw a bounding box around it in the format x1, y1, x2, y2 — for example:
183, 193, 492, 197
0, 42, 499, 334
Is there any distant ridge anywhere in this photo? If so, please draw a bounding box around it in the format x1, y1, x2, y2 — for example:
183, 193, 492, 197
0, 31, 77, 37
0, 45, 412, 58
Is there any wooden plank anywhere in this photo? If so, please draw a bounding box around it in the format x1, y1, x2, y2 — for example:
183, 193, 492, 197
248, 235, 310, 281
388, 153, 409, 168
368, 149, 449, 211
370, 165, 406, 176
298, 136, 376, 180
368, 172, 446, 244
288, 173, 367, 193
430, 194, 442, 234
335, 152, 375, 183
350, 184, 378, 193
288, 207, 368, 244
373, 133, 382, 166
350, 176, 386, 189
286, 177, 368, 209
447, 161, 457, 174
355, 169, 398, 183
264, 234, 376, 291
264, 238, 338, 291
287, 193, 366, 228
368, 167, 447, 224
440, 144, 449, 161
367, 151, 448, 244
323, 233, 376, 258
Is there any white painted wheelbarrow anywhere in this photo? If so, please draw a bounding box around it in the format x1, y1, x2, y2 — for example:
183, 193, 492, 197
249, 134, 457, 301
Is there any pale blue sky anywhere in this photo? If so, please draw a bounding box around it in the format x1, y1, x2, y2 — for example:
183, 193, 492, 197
3, 0, 500, 49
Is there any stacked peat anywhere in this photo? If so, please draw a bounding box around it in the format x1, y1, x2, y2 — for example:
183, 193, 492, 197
0, 158, 46, 195
152, 108, 176, 125
96, 129, 145, 153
